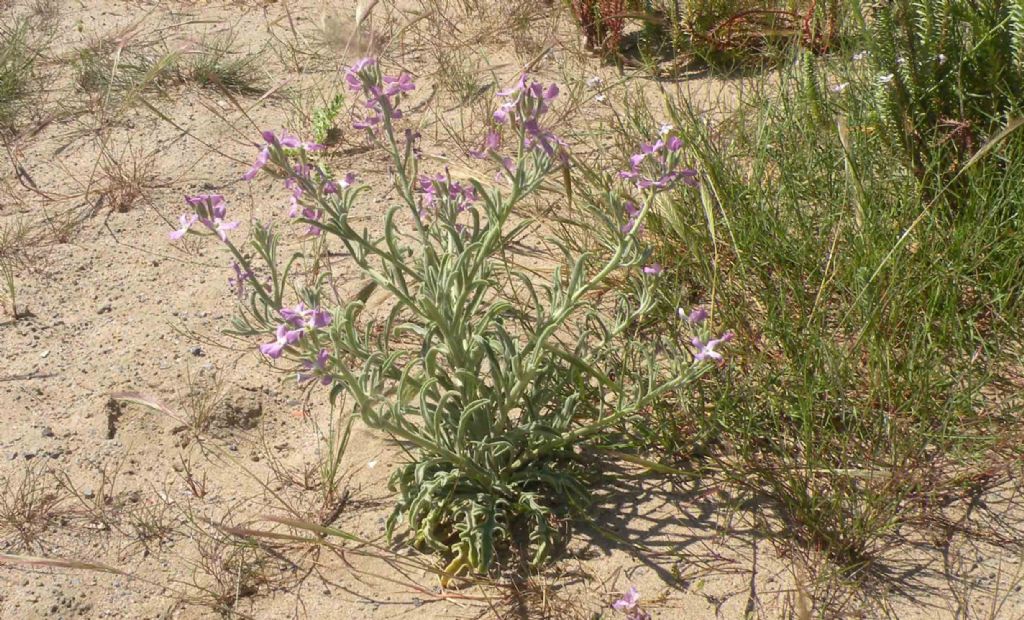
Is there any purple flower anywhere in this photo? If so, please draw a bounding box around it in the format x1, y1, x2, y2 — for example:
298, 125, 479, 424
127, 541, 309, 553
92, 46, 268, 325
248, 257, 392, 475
642, 140, 664, 155
297, 349, 332, 385
324, 172, 357, 194
496, 74, 529, 98
181, 194, 239, 242
680, 306, 708, 324
621, 201, 644, 235
280, 302, 311, 327
260, 324, 303, 359
243, 147, 270, 180
469, 130, 501, 159
280, 303, 332, 329
622, 135, 698, 192
493, 101, 516, 124
228, 261, 254, 298
613, 586, 640, 612
612, 586, 651, 620
492, 73, 564, 151
642, 263, 662, 276
169, 213, 198, 240
300, 207, 324, 236
416, 171, 477, 216
353, 115, 381, 130
185, 193, 225, 211
211, 218, 239, 241
242, 131, 321, 181
307, 309, 331, 327
382, 73, 415, 96
345, 57, 376, 91
523, 118, 566, 158
261, 130, 323, 152
693, 331, 734, 362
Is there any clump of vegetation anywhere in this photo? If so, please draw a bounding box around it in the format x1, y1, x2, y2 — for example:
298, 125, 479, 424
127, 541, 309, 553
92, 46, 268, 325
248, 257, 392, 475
183, 33, 264, 96
169, 59, 727, 576
310, 92, 346, 145
0, 217, 49, 320
0, 16, 39, 129
74, 31, 263, 107
851, 0, 1024, 182
567, 0, 840, 69
600, 26, 1024, 581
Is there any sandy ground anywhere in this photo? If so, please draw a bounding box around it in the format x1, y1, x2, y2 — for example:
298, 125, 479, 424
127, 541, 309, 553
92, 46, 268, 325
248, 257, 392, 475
2, 0, 1024, 618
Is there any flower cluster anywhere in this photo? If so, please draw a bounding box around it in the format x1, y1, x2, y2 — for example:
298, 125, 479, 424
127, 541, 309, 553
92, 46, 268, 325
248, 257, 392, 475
228, 260, 254, 299
678, 305, 734, 363
260, 302, 332, 361
243, 130, 323, 181
282, 164, 355, 236
468, 130, 501, 160
415, 171, 478, 219
612, 586, 651, 620
169, 194, 239, 242
620, 134, 698, 191
492, 74, 567, 161
297, 349, 332, 385
621, 201, 643, 235
345, 57, 416, 130
238, 128, 358, 237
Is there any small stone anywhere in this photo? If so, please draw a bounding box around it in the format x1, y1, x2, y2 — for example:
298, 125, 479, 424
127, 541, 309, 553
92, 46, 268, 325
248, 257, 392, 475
97, 304, 112, 314
84, 489, 95, 499
41, 426, 54, 438
190, 346, 205, 357
23, 451, 35, 460
40, 350, 49, 358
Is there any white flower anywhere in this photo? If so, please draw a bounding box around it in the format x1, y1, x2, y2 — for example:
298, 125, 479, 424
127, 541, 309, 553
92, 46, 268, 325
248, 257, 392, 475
586, 75, 603, 88
659, 123, 674, 135
853, 50, 869, 61
595, 94, 606, 102
878, 73, 895, 84
830, 82, 849, 93
937, 53, 948, 65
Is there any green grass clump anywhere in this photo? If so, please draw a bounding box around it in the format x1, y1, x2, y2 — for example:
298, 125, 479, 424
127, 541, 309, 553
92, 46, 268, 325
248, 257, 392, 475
183, 33, 264, 96
605, 57, 1024, 577
0, 17, 37, 129
73, 32, 263, 107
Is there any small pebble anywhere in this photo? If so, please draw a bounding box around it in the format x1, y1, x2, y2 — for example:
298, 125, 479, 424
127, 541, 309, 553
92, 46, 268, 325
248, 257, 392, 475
97, 304, 112, 314
41, 426, 54, 438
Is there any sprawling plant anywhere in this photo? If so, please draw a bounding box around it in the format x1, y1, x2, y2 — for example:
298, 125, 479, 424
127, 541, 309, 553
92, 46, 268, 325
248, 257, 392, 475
169, 59, 728, 576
